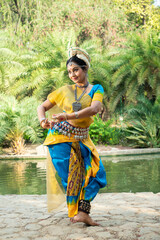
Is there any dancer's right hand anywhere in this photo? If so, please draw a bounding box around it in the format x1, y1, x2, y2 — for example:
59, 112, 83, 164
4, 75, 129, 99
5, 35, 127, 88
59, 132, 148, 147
41, 119, 55, 129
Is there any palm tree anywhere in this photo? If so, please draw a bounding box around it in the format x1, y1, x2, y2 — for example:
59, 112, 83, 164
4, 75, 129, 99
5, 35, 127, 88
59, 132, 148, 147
109, 32, 160, 112
91, 53, 113, 119
9, 29, 78, 100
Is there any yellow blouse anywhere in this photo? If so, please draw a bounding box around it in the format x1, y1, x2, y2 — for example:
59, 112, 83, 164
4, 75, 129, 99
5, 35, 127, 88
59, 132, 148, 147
43, 84, 104, 146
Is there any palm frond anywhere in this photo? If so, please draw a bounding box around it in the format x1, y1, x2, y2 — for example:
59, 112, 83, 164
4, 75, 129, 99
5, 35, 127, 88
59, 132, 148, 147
137, 67, 149, 85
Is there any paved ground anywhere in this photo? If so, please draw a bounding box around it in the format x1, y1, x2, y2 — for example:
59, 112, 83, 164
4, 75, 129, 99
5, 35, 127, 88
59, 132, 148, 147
1, 145, 160, 239
0, 193, 160, 240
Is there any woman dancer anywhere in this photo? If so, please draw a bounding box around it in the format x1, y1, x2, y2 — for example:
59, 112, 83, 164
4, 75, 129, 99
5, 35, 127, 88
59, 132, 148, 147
37, 47, 107, 226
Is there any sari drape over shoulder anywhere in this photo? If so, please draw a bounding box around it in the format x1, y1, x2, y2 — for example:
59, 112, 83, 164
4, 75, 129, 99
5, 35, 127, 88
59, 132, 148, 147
44, 84, 107, 217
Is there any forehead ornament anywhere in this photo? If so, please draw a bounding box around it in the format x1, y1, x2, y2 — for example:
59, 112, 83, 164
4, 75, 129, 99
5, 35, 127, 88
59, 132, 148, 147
67, 62, 79, 67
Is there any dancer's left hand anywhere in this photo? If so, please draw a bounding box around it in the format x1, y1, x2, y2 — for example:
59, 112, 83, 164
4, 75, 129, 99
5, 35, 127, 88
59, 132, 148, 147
52, 113, 68, 122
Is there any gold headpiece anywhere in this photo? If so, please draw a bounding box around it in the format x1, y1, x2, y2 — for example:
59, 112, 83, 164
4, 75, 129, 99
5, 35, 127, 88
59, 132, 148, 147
68, 47, 90, 68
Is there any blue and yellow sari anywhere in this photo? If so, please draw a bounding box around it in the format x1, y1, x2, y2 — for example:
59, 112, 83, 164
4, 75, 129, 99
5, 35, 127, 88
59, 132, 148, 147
44, 84, 107, 217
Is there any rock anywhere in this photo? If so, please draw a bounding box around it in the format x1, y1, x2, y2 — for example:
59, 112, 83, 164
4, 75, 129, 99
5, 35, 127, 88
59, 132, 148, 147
25, 224, 42, 231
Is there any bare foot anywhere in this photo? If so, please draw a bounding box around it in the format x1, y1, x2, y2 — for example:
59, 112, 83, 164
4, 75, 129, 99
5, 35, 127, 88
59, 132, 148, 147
70, 217, 74, 223
70, 211, 99, 226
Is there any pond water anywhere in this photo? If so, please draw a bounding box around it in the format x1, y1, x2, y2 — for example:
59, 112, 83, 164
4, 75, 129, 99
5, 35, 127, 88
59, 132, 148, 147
0, 155, 160, 195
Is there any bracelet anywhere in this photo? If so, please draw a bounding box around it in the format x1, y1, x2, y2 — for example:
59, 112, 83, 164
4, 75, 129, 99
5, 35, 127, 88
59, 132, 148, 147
40, 117, 46, 126
75, 112, 79, 119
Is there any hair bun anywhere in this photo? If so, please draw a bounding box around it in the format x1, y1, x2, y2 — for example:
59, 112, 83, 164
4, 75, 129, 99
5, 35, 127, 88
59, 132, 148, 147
68, 47, 90, 68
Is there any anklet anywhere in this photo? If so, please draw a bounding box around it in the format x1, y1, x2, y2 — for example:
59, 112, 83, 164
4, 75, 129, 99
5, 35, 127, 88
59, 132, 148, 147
78, 200, 91, 214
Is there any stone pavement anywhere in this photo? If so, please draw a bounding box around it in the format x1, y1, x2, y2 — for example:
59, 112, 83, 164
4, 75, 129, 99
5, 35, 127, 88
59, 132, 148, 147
0, 193, 160, 240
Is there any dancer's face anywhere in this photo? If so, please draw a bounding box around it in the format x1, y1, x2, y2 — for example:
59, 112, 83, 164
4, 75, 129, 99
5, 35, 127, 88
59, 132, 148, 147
67, 63, 87, 86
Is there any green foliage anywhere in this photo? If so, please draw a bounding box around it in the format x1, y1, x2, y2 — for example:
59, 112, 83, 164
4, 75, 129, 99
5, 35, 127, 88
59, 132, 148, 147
7, 30, 77, 100
125, 96, 160, 147
5, 32, 112, 103
109, 32, 160, 112
0, 0, 132, 46
89, 115, 126, 145
0, 45, 24, 92
113, 0, 160, 30
0, 94, 43, 153
0, 1, 159, 109
0, 0, 160, 150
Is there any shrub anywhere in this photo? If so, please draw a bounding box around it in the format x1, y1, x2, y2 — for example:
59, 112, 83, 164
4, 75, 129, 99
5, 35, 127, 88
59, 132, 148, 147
0, 94, 43, 154
125, 96, 160, 148
89, 115, 126, 145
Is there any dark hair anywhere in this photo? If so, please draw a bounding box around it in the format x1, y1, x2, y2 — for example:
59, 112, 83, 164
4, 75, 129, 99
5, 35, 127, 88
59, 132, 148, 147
66, 55, 87, 71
